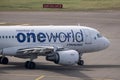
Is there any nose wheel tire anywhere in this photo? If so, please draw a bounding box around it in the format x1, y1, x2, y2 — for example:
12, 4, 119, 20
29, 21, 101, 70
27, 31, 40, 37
0, 57, 2, 64
0, 57, 9, 64
25, 61, 36, 69
78, 60, 84, 66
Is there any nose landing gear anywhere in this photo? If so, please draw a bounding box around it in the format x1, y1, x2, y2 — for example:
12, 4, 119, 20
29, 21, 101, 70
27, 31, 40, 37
77, 53, 84, 66
77, 60, 84, 65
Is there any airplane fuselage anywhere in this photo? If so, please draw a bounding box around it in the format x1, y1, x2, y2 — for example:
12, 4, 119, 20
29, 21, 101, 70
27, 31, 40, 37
0, 26, 109, 54
0, 26, 110, 69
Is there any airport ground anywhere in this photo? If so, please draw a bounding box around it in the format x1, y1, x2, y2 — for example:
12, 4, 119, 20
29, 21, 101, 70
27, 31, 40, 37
0, 10, 120, 80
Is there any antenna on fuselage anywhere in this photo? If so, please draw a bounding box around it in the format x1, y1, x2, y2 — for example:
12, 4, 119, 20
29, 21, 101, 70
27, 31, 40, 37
77, 23, 80, 26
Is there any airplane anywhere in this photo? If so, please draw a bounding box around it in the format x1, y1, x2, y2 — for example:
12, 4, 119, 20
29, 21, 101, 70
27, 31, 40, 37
0, 25, 110, 69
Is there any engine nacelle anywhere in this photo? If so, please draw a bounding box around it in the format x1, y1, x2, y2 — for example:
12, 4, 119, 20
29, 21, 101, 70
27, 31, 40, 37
46, 50, 79, 65
2, 47, 22, 56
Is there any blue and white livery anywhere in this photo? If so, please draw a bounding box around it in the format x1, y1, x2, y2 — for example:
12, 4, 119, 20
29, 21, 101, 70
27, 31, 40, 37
0, 26, 110, 69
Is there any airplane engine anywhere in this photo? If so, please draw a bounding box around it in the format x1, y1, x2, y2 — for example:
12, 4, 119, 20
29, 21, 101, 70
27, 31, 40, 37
46, 50, 79, 65
2, 47, 20, 56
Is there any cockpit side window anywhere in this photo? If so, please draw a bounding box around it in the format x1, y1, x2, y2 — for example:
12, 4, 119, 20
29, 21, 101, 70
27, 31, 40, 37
97, 33, 102, 38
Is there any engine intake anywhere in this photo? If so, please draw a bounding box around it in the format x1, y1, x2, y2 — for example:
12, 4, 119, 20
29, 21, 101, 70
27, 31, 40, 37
46, 50, 79, 65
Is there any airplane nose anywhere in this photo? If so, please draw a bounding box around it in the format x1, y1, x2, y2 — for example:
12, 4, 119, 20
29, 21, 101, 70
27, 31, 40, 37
103, 37, 110, 49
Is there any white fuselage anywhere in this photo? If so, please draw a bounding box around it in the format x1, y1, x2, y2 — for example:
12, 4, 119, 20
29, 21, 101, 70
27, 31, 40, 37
0, 26, 110, 55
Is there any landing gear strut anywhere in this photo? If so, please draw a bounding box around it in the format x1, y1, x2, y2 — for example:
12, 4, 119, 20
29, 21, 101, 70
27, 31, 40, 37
0, 56, 9, 64
25, 54, 37, 69
77, 53, 84, 66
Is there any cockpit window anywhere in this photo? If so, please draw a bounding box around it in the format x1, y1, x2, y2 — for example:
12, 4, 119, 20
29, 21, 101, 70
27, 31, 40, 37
97, 33, 102, 38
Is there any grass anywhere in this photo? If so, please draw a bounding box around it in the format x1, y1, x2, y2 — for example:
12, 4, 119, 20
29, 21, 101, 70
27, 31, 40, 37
0, 0, 120, 11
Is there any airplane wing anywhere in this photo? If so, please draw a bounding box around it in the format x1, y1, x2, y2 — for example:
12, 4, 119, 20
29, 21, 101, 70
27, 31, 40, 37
16, 46, 64, 56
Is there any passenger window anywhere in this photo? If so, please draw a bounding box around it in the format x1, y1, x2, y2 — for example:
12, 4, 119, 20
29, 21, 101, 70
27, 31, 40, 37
12, 36, 14, 38
9, 36, 11, 38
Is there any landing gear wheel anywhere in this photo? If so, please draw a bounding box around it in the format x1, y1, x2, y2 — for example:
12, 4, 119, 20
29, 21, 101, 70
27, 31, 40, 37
0, 57, 9, 64
25, 61, 36, 69
0, 57, 2, 64
78, 60, 84, 66
25, 61, 29, 68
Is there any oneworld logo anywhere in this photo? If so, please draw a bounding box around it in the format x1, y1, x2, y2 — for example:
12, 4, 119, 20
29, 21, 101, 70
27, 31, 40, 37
16, 30, 83, 43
